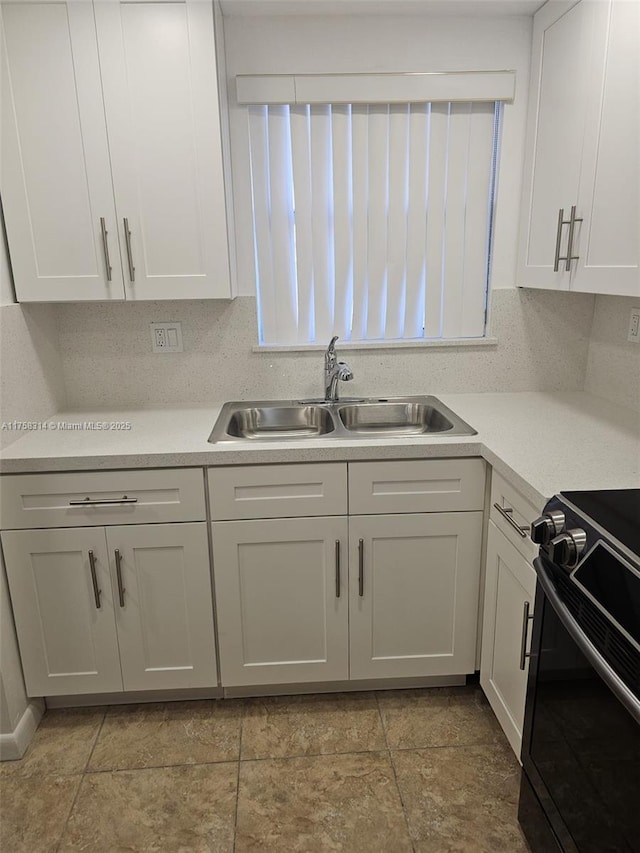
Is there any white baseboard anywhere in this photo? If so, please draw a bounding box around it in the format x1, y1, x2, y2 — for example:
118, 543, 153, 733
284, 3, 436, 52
224, 674, 466, 699
0, 700, 44, 761
46, 687, 223, 709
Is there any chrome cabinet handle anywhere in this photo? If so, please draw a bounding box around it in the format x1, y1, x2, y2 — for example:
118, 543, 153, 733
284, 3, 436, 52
519, 600, 534, 670
493, 503, 529, 538
335, 540, 341, 598
123, 218, 135, 282
88, 550, 101, 609
358, 538, 364, 597
69, 496, 138, 506
564, 205, 583, 272
553, 206, 582, 272
100, 217, 113, 282
114, 548, 125, 607
553, 207, 566, 272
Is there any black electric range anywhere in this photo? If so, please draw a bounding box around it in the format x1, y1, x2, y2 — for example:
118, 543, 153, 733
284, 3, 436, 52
518, 488, 640, 853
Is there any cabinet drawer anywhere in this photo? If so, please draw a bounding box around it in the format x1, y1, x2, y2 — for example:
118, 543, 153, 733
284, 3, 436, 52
0, 469, 206, 529
490, 471, 541, 560
348, 459, 485, 515
208, 464, 347, 520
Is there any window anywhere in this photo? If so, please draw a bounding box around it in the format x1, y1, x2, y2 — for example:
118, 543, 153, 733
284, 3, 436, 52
242, 78, 506, 347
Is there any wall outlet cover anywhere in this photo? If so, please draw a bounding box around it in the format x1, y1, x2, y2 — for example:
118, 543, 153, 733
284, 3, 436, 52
150, 322, 183, 353
627, 309, 640, 343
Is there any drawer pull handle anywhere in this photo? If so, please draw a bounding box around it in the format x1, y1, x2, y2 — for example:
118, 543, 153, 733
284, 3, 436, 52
88, 550, 101, 609
114, 549, 125, 607
519, 600, 535, 670
335, 540, 341, 598
358, 538, 364, 597
493, 503, 529, 538
69, 496, 138, 506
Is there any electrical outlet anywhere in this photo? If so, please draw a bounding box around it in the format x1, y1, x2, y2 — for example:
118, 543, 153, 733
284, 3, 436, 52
150, 322, 183, 353
628, 309, 640, 343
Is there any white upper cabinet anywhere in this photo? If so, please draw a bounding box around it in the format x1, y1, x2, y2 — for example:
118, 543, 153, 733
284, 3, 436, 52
572, 0, 639, 294
94, 0, 231, 300
518, 0, 639, 297
1, 0, 232, 302
0, 2, 124, 301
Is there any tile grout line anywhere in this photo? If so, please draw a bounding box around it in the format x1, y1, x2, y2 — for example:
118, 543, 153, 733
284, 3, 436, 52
82, 706, 109, 774
375, 693, 417, 853
238, 746, 390, 763
82, 757, 241, 775
232, 705, 245, 853
23, 737, 506, 782
54, 707, 108, 853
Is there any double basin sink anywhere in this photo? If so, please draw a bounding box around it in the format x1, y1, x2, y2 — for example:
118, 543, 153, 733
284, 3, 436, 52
208, 396, 476, 443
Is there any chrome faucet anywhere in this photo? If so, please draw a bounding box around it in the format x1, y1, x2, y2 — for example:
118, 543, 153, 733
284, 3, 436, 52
324, 336, 353, 402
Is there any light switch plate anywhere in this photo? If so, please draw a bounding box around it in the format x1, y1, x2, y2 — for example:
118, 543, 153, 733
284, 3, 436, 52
150, 322, 183, 353
627, 309, 640, 343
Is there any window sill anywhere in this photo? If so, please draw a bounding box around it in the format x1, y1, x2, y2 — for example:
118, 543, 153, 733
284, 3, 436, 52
253, 337, 498, 354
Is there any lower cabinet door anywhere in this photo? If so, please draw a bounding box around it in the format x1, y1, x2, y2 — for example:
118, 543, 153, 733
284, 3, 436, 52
480, 520, 537, 758
105, 523, 217, 691
212, 517, 349, 687
349, 512, 483, 680
1, 527, 123, 696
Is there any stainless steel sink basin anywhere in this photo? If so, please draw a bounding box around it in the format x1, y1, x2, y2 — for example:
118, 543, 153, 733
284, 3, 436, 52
225, 405, 335, 440
338, 402, 454, 435
208, 397, 476, 443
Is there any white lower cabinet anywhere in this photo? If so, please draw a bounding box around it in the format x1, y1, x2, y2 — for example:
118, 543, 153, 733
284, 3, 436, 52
2, 460, 487, 699
212, 511, 483, 687
1, 522, 217, 696
105, 524, 217, 692
349, 513, 483, 680
480, 520, 537, 758
212, 517, 349, 687
1, 527, 122, 696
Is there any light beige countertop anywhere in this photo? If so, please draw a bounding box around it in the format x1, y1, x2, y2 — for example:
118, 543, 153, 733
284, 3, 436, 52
1, 391, 638, 509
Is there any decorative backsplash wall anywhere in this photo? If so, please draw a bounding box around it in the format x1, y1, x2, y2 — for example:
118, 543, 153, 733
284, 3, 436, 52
3, 286, 639, 451
0, 304, 66, 448
584, 295, 640, 414
52, 288, 595, 409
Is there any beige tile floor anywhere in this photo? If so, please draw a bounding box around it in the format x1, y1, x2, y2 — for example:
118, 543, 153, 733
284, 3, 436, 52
0, 686, 530, 853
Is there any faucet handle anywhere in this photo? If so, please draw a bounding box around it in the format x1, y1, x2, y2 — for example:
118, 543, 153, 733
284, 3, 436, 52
325, 336, 339, 368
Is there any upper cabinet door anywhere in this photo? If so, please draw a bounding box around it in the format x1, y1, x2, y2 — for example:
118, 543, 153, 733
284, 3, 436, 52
518, 0, 639, 297
94, 0, 232, 300
572, 0, 639, 297
517, 0, 597, 291
1, 2, 125, 301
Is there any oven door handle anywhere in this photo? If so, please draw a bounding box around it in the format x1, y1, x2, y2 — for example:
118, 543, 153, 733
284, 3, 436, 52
533, 557, 640, 725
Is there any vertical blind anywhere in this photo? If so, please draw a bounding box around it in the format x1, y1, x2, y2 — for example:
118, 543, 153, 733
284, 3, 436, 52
247, 101, 501, 346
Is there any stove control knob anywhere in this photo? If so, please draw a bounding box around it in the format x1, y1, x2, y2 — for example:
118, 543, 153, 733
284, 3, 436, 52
549, 529, 588, 569
530, 511, 566, 545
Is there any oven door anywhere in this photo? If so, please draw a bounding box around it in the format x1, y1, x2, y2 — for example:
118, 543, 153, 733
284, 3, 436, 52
519, 557, 640, 853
